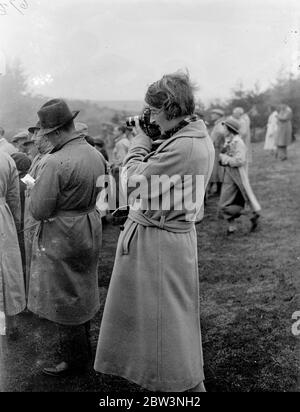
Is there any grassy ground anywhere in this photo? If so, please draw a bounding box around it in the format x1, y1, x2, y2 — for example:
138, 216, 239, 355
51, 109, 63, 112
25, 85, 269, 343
1, 140, 299, 392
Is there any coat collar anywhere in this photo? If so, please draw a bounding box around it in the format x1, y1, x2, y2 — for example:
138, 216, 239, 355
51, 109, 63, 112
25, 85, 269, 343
144, 119, 209, 162
50, 132, 83, 153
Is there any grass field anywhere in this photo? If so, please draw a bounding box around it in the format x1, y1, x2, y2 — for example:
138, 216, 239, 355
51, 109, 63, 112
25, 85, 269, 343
1, 140, 299, 392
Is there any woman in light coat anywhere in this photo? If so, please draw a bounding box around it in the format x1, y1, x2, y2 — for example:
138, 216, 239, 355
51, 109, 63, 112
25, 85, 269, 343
94, 72, 215, 392
264, 107, 278, 153
0, 151, 26, 336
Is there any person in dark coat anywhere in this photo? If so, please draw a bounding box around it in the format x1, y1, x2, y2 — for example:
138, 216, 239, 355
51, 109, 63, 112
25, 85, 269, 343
93, 136, 109, 161
27, 99, 106, 376
10, 152, 32, 282
23, 122, 53, 296
275, 104, 293, 160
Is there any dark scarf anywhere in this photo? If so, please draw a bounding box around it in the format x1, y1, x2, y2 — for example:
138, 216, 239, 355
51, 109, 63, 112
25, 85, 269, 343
150, 114, 199, 152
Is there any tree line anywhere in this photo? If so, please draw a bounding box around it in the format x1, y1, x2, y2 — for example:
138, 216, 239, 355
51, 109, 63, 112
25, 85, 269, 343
1, 60, 299, 142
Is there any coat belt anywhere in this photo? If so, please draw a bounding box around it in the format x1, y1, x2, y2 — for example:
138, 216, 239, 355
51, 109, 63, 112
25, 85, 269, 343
128, 210, 194, 233
121, 210, 194, 255
53, 207, 96, 218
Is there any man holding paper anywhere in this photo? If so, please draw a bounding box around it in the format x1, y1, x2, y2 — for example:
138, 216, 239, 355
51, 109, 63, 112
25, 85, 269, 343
27, 99, 106, 376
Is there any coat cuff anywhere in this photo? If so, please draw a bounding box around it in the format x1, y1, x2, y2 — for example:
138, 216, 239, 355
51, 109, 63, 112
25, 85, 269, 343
130, 133, 152, 152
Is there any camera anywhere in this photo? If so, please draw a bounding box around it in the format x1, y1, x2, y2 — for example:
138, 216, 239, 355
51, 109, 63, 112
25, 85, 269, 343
126, 107, 161, 140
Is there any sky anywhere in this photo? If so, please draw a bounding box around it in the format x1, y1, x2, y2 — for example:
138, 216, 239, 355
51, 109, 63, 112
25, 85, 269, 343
0, 0, 299, 103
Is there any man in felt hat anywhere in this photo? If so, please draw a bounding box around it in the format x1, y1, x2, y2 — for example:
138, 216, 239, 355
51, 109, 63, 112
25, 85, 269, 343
75, 121, 96, 147
0, 126, 18, 155
23, 138, 38, 160
27, 98, 106, 376
218, 117, 261, 234
208, 108, 226, 196
12, 131, 29, 153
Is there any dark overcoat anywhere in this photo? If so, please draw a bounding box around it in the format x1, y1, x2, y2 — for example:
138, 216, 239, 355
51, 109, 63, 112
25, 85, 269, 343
27, 135, 106, 325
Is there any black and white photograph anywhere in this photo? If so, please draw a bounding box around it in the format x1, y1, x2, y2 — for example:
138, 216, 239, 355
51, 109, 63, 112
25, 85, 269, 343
0, 0, 299, 395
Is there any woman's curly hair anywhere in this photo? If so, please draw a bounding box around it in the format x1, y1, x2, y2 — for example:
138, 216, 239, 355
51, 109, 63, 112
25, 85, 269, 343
145, 71, 197, 120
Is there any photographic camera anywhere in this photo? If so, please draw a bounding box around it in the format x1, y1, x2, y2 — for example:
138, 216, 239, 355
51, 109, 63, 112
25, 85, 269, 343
126, 107, 161, 140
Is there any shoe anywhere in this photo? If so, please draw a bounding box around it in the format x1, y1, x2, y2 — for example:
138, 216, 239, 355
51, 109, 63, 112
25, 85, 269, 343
250, 213, 260, 232
42, 361, 70, 377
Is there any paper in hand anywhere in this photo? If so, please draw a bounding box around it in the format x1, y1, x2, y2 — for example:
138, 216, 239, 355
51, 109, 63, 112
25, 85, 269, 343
21, 174, 36, 187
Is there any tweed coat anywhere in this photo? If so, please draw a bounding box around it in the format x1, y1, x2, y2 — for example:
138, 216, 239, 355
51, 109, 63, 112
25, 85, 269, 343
27, 135, 106, 325
0, 151, 26, 316
94, 120, 215, 391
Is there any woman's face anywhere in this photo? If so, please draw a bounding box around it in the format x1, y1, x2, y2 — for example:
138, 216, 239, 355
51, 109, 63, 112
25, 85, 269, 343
148, 105, 172, 133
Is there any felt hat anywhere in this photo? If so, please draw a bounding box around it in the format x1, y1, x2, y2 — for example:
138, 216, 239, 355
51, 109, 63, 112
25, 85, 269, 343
210, 108, 225, 117
37, 98, 79, 135
12, 131, 29, 143
222, 117, 240, 134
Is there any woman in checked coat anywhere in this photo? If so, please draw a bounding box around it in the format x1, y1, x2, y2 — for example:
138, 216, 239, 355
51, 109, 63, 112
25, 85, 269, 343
94, 72, 215, 392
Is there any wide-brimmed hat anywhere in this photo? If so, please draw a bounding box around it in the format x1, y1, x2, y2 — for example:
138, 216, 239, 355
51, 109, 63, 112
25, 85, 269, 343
12, 131, 29, 143
28, 121, 41, 134
210, 108, 225, 117
37, 99, 79, 135
222, 117, 240, 134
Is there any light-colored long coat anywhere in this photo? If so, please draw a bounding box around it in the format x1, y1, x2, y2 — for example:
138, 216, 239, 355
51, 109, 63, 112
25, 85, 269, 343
0, 151, 26, 316
275, 106, 292, 147
264, 111, 278, 151
239, 113, 252, 165
94, 120, 215, 391
219, 135, 261, 215
209, 117, 225, 183
27, 135, 106, 325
